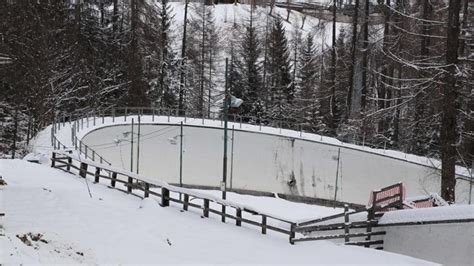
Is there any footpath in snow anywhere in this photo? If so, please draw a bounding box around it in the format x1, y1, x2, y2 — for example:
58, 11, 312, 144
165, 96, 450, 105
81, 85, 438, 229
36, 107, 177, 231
0, 159, 437, 265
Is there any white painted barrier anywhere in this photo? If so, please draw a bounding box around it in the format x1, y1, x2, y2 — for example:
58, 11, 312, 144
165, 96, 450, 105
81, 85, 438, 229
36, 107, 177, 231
382, 222, 474, 266
81, 122, 473, 205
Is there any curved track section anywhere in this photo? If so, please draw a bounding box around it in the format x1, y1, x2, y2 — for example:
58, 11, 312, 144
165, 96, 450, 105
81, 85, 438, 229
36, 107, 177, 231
63, 115, 471, 205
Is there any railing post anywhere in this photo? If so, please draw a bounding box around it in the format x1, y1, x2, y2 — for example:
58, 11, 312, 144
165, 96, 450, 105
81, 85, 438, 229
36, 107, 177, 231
344, 204, 350, 243
152, 108, 155, 122
261, 215, 267, 234
51, 152, 56, 167
67, 157, 72, 172
144, 183, 150, 198
124, 107, 127, 122
366, 192, 377, 247
79, 162, 88, 178
220, 203, 226, 222
183, 194, 189, 211
127, 176, 133, 193
203, 199, 209, 217
161, 187, 170, 207
289, 223, 296, 244
111, 172, 117, 187
236, 209, 242, 226
84, 145, 88, 159
94, 167, 101, 183
93, 115, 96, 126
112, 108, 116, 123
92, 151, 95, 161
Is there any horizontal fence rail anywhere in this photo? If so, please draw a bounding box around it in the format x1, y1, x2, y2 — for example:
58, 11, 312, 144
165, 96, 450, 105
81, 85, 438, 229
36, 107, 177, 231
51, 151, 298, 243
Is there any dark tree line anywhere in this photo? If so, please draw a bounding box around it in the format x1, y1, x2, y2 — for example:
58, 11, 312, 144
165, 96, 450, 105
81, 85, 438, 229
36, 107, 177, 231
0, 0, 471, 202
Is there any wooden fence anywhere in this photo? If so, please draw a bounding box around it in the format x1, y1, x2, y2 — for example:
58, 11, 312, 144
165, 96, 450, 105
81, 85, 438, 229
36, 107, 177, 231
51, 151, 297, 243
291, 183, 406, 248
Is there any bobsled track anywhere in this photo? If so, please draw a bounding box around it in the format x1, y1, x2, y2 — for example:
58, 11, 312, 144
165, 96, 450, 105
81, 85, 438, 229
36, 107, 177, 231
41, 107, 472, 206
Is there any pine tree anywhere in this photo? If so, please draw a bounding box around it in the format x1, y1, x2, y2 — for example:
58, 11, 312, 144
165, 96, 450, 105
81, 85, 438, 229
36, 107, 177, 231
296, 33, 322, 132
267, 17, 292, 121
158, 0, 178, 109
237, 7, 264, 120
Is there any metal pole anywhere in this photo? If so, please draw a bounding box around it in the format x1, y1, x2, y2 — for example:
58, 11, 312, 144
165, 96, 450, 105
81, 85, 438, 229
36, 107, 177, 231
130, 118, 134, 173
469, 160, 473, 205
230, 125, 235, 190
220, 58, 230, 223
222, 58, 229, 201
333, 148, 341, 207
137, 115, 141, 174
180, 121, 184, 188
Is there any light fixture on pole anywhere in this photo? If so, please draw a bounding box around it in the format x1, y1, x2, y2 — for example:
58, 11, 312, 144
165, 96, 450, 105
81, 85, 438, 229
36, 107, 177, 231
221, 58, 243, 222
114, 118, 141, 175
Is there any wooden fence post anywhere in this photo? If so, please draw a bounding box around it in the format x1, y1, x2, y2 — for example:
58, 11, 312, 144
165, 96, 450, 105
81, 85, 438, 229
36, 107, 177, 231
236, 209, 242, 226
203, 199, 209, 217
66, 157, 72, 172
111, 172, 117, 187
161, 187, 170, 207
51, 152, 56, 167
127, 177, 133, 193
262, 215, 267, 234
289, 223, 296, 244
366, 191, 377, 247
221, 205, 226, 223
79, 163, 88, 178
344, 204, 350, 243
94, 167, 100, 183
183, 194, 189, 211
144, 183, 150, 198
399, 182, 404, 209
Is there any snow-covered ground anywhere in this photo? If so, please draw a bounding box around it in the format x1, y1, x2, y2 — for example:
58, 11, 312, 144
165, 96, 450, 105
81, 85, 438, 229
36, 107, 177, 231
0, 159, 438, 264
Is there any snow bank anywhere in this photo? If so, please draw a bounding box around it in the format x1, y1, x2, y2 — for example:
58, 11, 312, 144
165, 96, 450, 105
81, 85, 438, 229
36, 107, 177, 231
0, 159, 437, 264
379, 205, 474, 225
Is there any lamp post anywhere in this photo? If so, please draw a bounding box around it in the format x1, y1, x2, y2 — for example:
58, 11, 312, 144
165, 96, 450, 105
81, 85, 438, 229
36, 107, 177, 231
119, 117, 142, 174
222, 58, 243, 204
167, 122, 184, 189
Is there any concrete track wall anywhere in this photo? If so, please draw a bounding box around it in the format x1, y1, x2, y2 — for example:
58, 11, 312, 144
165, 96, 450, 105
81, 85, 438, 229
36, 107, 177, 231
82, 123, 472, 205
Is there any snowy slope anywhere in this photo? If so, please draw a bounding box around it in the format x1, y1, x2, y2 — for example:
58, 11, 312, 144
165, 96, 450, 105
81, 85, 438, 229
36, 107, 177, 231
0, 159, 437, 264
169, 2, 344, 49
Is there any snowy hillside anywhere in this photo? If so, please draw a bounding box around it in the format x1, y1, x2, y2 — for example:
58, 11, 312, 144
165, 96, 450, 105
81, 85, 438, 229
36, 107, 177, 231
0, 159, 436, 264
169, 2, 343, 48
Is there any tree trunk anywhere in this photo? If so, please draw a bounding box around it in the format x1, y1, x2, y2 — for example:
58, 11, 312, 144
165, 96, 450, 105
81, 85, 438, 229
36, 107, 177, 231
441, 0, 462, 203
330, 0, 337, 132
179, 0, 189, 115
347, 0, 360, 116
